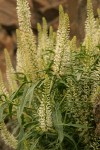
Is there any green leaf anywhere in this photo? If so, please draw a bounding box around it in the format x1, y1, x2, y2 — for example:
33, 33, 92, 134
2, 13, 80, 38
53, 103, 64, 143
8, 103, 13, 118
17, 81, 40, 123
10, 82, 28, 101
26, 81, 40, 107
17, 127, 25, 150
58, 123, 89, 129
30, 137, 40, 150
64, 133, 78, 150
17, 86, 28, 123
0, 103, 8, 122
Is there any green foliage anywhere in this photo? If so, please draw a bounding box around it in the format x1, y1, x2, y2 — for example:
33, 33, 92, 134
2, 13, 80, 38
0, 0, 100, 149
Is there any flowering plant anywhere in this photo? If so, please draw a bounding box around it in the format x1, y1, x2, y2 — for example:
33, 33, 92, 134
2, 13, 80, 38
0, 0, 100, 149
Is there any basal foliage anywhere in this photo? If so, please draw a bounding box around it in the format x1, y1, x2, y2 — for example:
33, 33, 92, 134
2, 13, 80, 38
0, 0, 100, 149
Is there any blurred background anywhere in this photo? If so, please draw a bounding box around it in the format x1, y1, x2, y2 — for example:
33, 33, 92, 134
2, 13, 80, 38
0, 0, 100, 149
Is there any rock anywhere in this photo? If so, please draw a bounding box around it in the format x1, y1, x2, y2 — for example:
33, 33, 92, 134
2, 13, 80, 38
0, 0, 17, 26
0, 0, 99, 41
78, 0, 100, 42
0, 26, 16, 90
